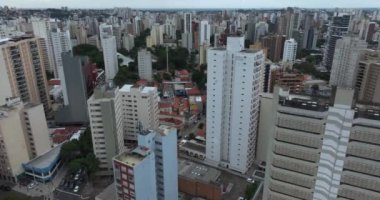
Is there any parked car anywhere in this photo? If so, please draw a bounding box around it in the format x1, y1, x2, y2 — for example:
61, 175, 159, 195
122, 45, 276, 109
73, 185, 79, 193
246, 177, 255, 183
0, 185, 11, 191
27, 181, 38, 189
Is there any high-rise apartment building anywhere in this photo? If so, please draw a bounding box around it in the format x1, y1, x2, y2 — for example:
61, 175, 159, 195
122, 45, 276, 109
282, 38, 298, 65
55, 52, 90, 124
0, 37, 51, 113
31, 19, 56, 74
184, 13, 192, 33
261, 34, 286, 62
50, 28, 72, 105
355, 49, 380, 104
323, 13, 351, 70
117, 85, 159, 145
0, 97, 51, 183
329, 36, 367, 88
113, 147, 157, 200
88, 86, 124, 175
263, 87, 380, 200
122, 34, 134, 51
137, 49, 153, 81
113, 125, 178, 200
22, 103, 52, 159
137, 126, 178, 200
206, 36, 264, 173
100, 24, 118, 81
199, 20, 211, 46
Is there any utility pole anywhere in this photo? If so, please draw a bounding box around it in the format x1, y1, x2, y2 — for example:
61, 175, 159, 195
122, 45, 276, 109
166, 46, 169, 73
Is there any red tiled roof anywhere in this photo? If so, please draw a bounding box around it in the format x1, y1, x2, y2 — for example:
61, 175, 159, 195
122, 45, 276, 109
177, 69, 190, 76
51, 127, 80, 144
48, 79, 60, 86
187, 87, 201, 96
136, 79, 148, 86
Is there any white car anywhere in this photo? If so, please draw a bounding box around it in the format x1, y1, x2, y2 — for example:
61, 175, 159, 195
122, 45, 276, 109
27, 181, 38, 189
246, 177, 255, 183
238, 197, 246, 200
73, 185, 79, 192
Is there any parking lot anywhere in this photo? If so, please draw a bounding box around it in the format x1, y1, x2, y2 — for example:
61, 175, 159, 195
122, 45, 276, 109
54, 168, 88, 200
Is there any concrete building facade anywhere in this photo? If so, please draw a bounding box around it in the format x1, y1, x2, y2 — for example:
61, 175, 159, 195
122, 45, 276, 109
0, 37, 51, 113
355, 49, 380, 104
88, 86, 124, 175
282, 38, 298, 65
329, 36, 367, 88
263, 87, 380, 200
0, 98, 51, 183
206, 36, 264, 173
137, 49, 153, 81
117, 85, 159, 145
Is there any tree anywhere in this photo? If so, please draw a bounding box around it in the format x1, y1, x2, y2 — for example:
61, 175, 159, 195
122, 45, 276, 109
82, 154, 100, 175
73, 44, 104, 69
188, 133, 196, 140
68, 158, 83, 173
60, 140, 80, 161
163, 72, 172, 81
113, 67, 140, 87
192, 70, 207, 90
245, 183, 258, 199
153, 73, 162, 82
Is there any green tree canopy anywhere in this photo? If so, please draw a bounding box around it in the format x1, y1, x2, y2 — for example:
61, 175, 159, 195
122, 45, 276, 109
73, 44, 104, 69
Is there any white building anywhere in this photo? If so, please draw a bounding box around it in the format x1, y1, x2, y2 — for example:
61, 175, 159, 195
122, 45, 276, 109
184, 13, 192, 33
137, 49, 153, 81
88, 86, 124, 175
150, 23, 164, 46
137, 126, 178, 200
329, 36, 367, 88
50, 29, 72, 105
0, 98, 51, 182
181, 32, 193, 51
282, 38, 298, 65
112, 125, 178, 200
101, 36, 118, 81
122, 34, 134, 51
117, 85, 159, 145
113, 146, 157, 200
206, 36, 264, 173
199, 20, 211, 46
31, 19, 56, 75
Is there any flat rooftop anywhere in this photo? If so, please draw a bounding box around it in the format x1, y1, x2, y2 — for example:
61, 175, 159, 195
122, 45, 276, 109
182, 141, 206, 153
240, 49, 261, 53
114, 146, 151, 167
119, 84, 156, 94
178, 159, 220, 184
158, 124, 176, 136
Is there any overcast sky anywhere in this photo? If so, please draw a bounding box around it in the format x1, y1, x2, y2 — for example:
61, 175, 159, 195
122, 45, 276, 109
2, 0, 380, 9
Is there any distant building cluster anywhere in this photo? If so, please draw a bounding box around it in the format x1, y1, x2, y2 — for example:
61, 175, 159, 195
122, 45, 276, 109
0, 5, 380, 200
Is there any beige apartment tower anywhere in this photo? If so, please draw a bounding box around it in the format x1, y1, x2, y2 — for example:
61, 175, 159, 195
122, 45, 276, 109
0, 98, 51, 183
0, 37, 51, 113
263, 87, 380, 200
355, 49, 380, 104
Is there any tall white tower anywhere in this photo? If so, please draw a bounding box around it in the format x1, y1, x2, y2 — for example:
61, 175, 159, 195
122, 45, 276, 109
282, 38, 298, 65
51, 28, 72, 105
138, 49, 153, 81
206, 36, 264, 173
199, 20, 211, 46
99, 24, 118, 81
329, 36, 367, 88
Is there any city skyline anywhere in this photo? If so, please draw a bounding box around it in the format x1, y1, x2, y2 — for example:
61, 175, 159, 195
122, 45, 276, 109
2, 0, 380, 9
